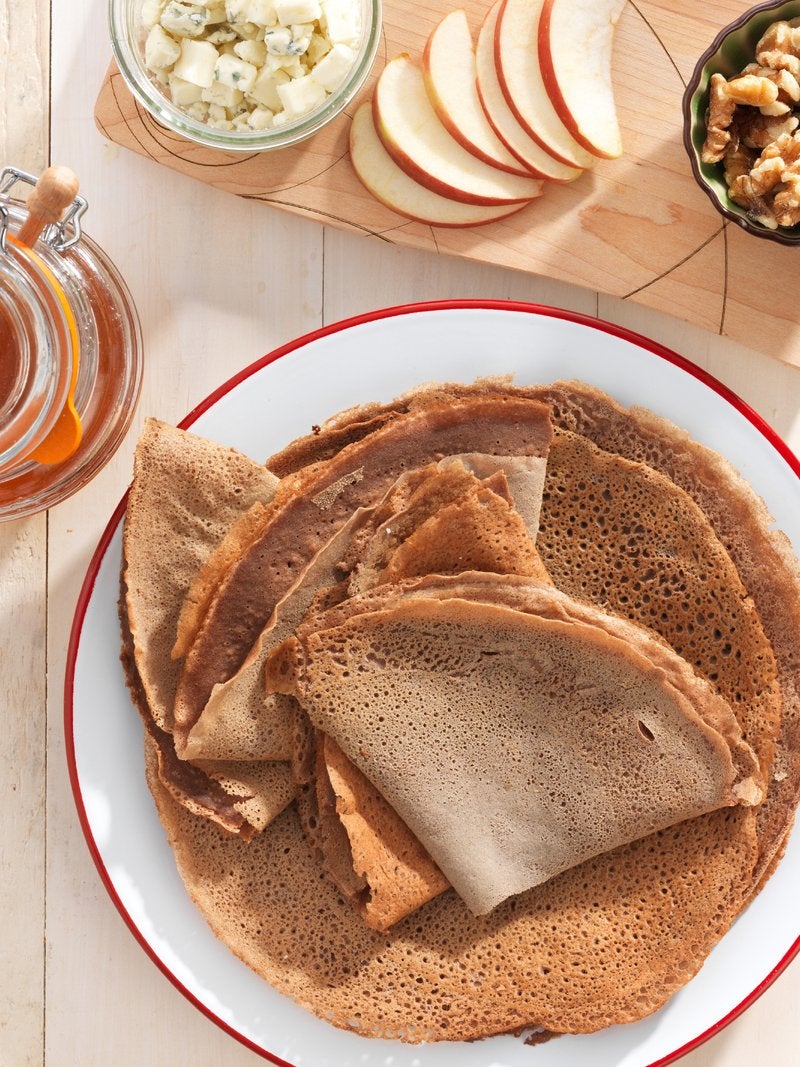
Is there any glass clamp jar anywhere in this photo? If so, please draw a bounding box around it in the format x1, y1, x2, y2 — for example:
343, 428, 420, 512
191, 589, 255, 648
0, 166, 143, 522
109, 0, 382, 153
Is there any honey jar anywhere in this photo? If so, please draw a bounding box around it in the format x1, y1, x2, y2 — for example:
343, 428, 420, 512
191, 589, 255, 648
0, 166, 142, 521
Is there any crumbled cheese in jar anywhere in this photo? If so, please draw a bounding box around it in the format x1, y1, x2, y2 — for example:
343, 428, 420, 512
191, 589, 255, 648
139, 0, 363, 132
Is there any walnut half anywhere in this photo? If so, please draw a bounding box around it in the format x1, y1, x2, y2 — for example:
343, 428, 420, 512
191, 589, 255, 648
727, 132, 800, 230
702, 73, 736, 164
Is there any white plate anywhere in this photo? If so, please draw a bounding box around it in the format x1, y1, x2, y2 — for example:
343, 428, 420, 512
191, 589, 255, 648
66, 301, 800, 1067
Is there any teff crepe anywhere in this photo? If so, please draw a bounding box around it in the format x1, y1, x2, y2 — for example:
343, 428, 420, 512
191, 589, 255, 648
120, 419, 294, 836
320, 733, 450, 930
284, 460, 551, 929
182, 455, 549, 762
539, 381, 799, 885
267, 378, 793, 887
269, 578, 761, 915
172, 395, 553, 750
144, 736, 761, 1040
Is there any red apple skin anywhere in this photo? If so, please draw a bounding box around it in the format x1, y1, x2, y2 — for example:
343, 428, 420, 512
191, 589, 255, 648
421, 30, 534, 178
493, 0, 580, 168
475, 83, 559, 181
422, 66, 532, 178
371, 78, 538, 207
475, 84, 551, 180
352, 178, 526, 227
538, 0, 619, 160
349, 101, 530, 228
475, 1, 581, 183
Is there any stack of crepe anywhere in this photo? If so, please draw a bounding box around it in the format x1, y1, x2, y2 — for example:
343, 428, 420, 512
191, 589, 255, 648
119, 380, 800, 1044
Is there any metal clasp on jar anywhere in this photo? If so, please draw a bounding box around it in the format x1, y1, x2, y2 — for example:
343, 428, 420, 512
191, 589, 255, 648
0, 166, 88, 254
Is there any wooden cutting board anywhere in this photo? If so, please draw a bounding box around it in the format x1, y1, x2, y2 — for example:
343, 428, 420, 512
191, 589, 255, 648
96, 0, 800, 369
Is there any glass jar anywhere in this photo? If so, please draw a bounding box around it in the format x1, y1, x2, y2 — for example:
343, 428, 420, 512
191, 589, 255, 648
108, 0, 382, 153
0, 167, 143, 522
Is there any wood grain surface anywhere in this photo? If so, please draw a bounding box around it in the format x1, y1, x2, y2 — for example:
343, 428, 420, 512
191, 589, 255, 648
1, 0, 800, 1065
95, 0, 800, 368
0, 3, 49, 1064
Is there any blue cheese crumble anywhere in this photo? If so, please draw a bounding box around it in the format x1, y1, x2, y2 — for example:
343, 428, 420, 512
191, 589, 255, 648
140, 0, 363, 131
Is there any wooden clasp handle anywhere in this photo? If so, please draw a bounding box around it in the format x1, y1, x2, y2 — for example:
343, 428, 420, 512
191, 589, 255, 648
17, 166, 80, 248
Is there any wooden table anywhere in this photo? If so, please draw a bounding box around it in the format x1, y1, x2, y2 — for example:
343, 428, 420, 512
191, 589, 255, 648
1, 2, 799, 1064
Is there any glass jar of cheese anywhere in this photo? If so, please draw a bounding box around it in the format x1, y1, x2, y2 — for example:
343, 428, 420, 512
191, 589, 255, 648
109, 0, 381, 152
0, 167, 142, 522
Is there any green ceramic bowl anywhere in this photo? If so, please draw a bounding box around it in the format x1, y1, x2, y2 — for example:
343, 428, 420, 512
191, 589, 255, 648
683, 0, 800, 245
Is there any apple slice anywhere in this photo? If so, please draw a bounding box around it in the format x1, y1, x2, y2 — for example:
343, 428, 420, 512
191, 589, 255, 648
423, 10, 532, 178
476, 1, 581, 183
495, 0, 596, 170
539, 0, 626, 159
373, 55, 544, 206
349, 101, 533, 227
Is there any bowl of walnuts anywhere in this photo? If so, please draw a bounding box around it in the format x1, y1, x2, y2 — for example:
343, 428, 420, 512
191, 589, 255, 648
684, 0, 800, 243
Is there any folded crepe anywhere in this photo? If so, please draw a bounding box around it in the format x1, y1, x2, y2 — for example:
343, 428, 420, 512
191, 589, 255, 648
264, 392, 781, 922
267, 378, 790, 884
182, 456, 548, 762
320, 734, 450, 929
119, 419, 294, 837
346, 454, 551, 595
269, 575, 761, 915
538, 381, 798, 886
172, 395, 554, 755
284, 460, 551, 929
289, 703, 450, 927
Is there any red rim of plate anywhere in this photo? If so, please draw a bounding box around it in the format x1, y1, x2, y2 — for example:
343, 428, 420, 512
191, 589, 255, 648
64, 298, 800, 1067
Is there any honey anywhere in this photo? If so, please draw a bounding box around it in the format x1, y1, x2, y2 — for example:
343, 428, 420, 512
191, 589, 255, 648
0, 304, 16, 403
0, 168, 142, 521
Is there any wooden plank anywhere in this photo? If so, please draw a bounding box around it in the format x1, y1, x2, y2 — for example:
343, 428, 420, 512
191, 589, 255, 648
0, 2, 49, 1065
0, 520, 47, 1067
94, 0, 800, 367
322, 225, 599, 323
95, 0, 720, 297
0, 0, 49, 175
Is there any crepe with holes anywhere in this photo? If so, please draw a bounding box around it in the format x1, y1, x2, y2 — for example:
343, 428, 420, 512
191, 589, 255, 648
172, 395, 553, 758
120, 419, 293, 838
268, 574, 761, 914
